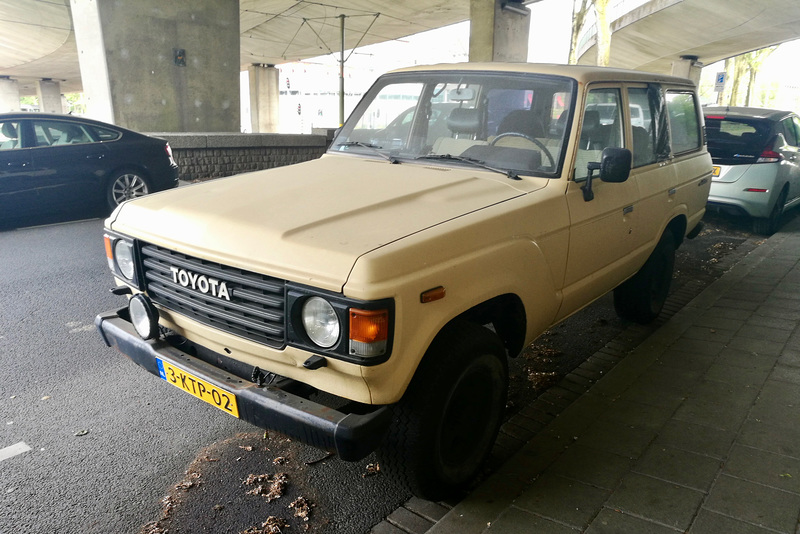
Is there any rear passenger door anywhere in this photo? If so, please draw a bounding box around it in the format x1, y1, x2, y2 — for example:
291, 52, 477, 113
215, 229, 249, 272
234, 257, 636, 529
626, 84, 675, 248
562, 85, 642, 318
778, 116, 800, 202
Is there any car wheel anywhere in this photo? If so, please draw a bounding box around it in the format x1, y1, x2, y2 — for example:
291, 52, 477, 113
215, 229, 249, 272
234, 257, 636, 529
753, 187, 787, 236
614, 230, 675, 324
107, 169, 151, 210
377, 321, 508, 500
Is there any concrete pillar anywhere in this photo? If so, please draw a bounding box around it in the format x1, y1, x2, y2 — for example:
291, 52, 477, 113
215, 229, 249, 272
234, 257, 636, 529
0, 77, 20, 112
71, 0, 239, 132
671, 56, 703, 86
248, 64, 280, 133
37, 79, 63, 114
469, 0, 530, 62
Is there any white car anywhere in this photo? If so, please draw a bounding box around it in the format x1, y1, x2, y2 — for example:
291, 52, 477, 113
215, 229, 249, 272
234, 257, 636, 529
705, 106, 800, 234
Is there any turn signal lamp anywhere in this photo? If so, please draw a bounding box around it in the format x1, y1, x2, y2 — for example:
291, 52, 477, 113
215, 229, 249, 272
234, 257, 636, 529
349, 308, 388, 357
104, 234, 114, 271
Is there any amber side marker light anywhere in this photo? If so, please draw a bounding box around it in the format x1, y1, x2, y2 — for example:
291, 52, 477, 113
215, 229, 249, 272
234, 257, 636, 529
420, 286, 446, 303
349, 308, 389, 357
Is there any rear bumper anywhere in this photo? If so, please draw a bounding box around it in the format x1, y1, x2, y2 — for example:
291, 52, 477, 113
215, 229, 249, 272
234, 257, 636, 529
95, 309, 391, 461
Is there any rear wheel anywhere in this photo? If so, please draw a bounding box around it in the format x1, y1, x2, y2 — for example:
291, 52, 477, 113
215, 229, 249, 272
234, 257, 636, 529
614, 230, 676, 324
377, 321, 508, 500
753, 187, 787, 235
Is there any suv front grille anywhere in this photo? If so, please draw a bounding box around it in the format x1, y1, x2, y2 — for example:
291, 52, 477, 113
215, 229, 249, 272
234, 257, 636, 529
140, 243, 286, 348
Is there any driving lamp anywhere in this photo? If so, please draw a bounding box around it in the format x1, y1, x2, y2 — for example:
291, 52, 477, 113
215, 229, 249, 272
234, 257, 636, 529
129, 294, 160, 340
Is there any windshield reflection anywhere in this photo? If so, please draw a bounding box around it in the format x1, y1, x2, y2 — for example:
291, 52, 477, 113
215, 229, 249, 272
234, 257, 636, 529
331, 71, 576, 177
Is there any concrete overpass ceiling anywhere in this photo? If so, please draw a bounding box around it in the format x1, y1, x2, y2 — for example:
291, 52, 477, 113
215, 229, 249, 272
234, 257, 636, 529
577, 0, 800, 73
0, 0, 471, 95
240, 0, 469, 65
0, 0, 79, 94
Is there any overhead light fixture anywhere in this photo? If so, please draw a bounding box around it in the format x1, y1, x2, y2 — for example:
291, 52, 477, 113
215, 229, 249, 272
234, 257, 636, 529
502, 2, 530, 16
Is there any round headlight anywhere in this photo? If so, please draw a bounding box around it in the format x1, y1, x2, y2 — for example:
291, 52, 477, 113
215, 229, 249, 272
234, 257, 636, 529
301, 297, 340, 348
129, 294, 160, 340
114, 240, 135, 280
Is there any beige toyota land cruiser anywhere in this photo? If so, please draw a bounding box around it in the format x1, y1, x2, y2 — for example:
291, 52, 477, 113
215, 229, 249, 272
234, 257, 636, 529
96, 63, 711, 499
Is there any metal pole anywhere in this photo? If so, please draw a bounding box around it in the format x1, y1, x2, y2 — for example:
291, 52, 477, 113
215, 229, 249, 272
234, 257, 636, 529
339, 14, 345, 126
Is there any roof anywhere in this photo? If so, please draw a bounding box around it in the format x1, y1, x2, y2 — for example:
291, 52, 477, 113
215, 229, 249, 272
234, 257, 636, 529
702, 106, 795, 121
386, 62, 697, 86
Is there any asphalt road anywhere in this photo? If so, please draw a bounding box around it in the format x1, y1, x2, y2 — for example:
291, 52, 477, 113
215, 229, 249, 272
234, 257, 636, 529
0, 218, 409, 534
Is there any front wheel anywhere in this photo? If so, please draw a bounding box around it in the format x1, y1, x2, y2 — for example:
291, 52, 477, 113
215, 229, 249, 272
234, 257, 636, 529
107, 170, 151, 210
377, 321, 508, 500
614, 230, 676, 324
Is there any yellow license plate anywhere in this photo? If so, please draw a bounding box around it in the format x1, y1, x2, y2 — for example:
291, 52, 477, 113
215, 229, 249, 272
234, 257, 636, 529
712, 166, 720, 177
157, 359, 239, 418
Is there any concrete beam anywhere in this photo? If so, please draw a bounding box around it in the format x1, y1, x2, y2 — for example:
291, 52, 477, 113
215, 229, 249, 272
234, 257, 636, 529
248, 65, 280, 133
71, 0, 239, 132
671, 56, 702, 86
469, 0, 530, 62
36, 79, 63, 114
0, 77, 20, 112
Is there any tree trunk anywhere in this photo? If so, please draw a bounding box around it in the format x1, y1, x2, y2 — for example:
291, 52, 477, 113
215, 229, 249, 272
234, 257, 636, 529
568, 0, 590, 65
594, 0, 611, 66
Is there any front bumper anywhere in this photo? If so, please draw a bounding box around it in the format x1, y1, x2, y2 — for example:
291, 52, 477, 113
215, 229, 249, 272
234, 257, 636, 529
95, 309, 391, 461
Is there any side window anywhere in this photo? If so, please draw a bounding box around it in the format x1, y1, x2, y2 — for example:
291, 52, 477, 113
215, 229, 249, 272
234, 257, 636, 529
92, 126, 122, 142
576, 88, 623, 180
780, 118, 798, 146
0, 121, 20, 150
32, 121, 93, 147
793, 117, 800, 146
665, 92, 701, 154
628, 87, 657, 167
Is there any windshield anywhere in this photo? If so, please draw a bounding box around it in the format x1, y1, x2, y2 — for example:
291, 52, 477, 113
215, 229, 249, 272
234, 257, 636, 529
331, 71, 576, 177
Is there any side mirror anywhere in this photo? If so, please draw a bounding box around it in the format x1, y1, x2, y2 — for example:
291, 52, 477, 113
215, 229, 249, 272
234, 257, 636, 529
581, 147, 632, 201
599, 147, 632, 183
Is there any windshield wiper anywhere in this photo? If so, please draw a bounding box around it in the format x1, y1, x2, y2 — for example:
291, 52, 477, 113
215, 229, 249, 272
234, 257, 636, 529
335, 141, 400, 164
416, 154, 521, 180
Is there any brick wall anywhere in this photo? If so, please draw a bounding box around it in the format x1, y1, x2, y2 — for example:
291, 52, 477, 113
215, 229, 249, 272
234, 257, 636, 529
152, 132, 332, 182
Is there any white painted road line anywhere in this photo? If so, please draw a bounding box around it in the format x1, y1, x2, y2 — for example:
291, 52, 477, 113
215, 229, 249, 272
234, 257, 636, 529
0, 442, 31, 462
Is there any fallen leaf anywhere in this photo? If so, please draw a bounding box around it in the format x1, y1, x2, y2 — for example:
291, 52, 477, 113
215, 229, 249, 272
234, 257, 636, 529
362, 463, 381, 478
290, 496, 314, 521
239, 516, 287, 534
244, 473, 288, 502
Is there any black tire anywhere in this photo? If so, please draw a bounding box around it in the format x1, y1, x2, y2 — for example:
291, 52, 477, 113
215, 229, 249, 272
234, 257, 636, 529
614, 230, 675, 324
107, 169, 151, 210
377, 321, 508, 500
753, 187, 787, 235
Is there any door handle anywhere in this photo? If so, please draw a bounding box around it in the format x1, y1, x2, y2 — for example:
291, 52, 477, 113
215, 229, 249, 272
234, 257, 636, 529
6, 161, 29, 168
86, 154, 105, 160
623, 205, 633, 215
699, 178, 708, 186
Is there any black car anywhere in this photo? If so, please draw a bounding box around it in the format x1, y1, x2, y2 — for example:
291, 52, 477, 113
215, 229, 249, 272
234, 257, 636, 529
0, 113, 179, 223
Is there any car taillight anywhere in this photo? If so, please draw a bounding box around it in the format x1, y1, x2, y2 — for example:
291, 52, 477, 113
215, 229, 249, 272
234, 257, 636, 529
757, 149, 782, 163
165, 143, 177, 166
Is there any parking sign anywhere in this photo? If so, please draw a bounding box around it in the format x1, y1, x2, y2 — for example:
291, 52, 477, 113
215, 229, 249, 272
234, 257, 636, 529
715, 72, 727, 93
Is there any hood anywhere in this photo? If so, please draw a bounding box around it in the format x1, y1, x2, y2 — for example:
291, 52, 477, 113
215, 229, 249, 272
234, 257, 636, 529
110, 154, 539, 291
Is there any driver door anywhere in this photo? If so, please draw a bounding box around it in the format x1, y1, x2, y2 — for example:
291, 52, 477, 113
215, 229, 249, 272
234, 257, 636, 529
560, 86, 641, 318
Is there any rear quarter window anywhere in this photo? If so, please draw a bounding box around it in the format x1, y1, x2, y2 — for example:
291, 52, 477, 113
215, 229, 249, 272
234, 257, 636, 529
665, 92, 701, 154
